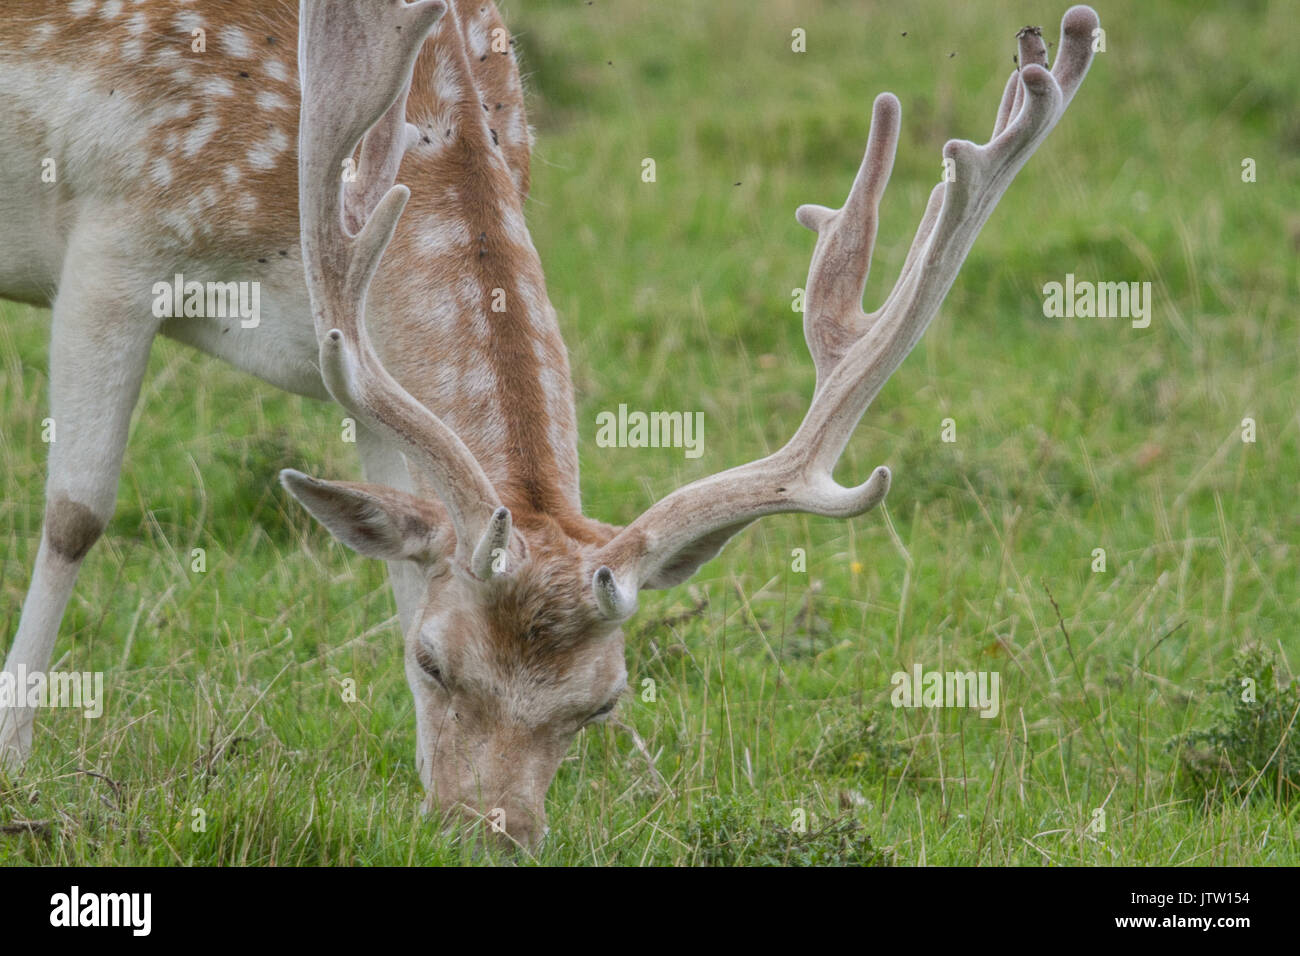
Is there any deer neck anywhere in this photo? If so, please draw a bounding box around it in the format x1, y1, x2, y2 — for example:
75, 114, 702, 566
366, 170, 584, 532
355, 1, 590, 531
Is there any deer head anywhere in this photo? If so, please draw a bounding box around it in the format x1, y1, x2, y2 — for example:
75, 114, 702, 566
284, 0, 1099, 850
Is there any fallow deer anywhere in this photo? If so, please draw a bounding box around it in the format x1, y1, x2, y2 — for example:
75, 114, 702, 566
0, 1, 1099, 849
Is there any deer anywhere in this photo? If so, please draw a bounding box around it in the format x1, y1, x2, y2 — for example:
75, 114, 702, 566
0, 0, 1099, 850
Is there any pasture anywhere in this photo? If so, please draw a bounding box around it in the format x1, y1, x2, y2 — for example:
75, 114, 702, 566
1, 0, 1296, 864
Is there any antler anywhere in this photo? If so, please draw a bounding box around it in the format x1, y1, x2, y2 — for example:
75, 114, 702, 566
295, 0, 506, 571
591, 5, 1100, 618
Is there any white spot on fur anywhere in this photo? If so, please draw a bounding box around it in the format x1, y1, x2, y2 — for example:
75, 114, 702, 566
223, 165, 242, 184
149, 156, 174, 187
514, 272, 547, 319
550, 415, 576, 475
173, 10, 201, 33
468, 18, 490, 59
460, 362, 497, 401
183, 114, 220, 156
247, 128, 289, 170
183, 189, 219, 233
69, 0, 95, 18
457, 364, 506, 450
458, 275, 490, 340
223, 26, 254, 59
502, 110, 526, 146
150, 100, 194, 126
121, 36, 144, 61
159, 208, 195, 244
199, 77, 234, 98
500, 205, 529, 246
100, 0, 123, 18
235, 193, 259, 217
255, 90, 291, 113
126, 11, 148, 36
417, 217, 473, 255
540, 362, 577, 462
263, 60, 290, 83
432, 56, 463, 102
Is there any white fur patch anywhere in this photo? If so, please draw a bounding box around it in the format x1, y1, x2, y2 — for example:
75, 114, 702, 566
500, 204, 529, 247
263, 60, 290, 83
459, 362, 498, 402
417, 216, 473, 255
195, 185, 220, 211
150, 100, 194, 126
173, 10, 202, 33
247, 128, 289, 170
183, 114, 220, 157
159, 208, 195, 243
468, 18, 490, 59
502, 109, 525, 146
222, 26, 254, 59
198, 77, 234, 98
458, 274, 491, 340
255, 90, 291, 113
432, 56, 463, 103
149, 156, 174, 187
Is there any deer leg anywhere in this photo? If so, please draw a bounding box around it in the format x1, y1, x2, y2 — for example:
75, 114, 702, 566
355, 422, 429, 637
355, 422, 440, 787
0, 235, 156, 768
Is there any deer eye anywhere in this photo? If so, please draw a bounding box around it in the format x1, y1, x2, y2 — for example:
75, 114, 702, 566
585, 699, 618, 725
414, 644, 448, 689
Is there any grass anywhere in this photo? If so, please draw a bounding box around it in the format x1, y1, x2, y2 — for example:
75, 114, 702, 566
2, 0, 1298, 865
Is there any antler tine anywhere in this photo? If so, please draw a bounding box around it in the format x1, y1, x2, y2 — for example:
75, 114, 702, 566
342, 95, 419, 234
297, 0, 507, 571
591, 6, 1099, 615
795, 91, 900, 391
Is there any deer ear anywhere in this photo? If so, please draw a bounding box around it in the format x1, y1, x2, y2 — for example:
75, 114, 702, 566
279, 470, 450, 563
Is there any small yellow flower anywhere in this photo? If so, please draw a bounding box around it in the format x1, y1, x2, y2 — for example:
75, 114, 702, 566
850, 561, 863, 575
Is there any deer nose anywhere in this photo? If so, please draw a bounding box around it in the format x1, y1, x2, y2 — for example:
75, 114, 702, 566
446, 799, 547, 852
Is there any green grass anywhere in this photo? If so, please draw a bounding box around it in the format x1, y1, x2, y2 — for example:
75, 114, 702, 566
2, 0, 1298, 865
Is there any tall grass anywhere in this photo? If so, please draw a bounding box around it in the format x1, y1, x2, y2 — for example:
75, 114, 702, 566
2, 0, 1296, 865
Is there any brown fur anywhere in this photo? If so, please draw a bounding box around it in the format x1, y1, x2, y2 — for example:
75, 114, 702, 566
2, 0, 628, 849
45, 495, 104, 563
1, 0, 587, 532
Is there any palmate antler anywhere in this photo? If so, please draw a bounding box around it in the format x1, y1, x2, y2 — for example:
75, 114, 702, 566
590, 6, 1101, 619
290, 0, 510, 576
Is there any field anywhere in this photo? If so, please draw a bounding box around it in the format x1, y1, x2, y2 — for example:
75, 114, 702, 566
1, 0, 1297, 865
